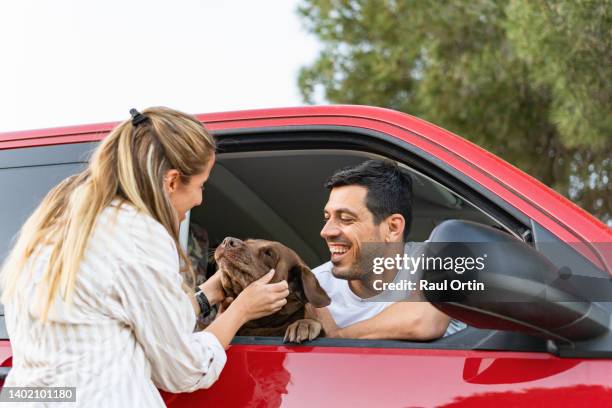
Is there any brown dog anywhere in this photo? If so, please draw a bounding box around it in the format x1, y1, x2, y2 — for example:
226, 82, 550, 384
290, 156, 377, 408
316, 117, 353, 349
214, 237, 331, 343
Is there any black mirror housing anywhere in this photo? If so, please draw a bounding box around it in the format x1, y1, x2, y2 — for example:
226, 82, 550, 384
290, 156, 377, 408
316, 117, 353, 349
422, 220, 610, 342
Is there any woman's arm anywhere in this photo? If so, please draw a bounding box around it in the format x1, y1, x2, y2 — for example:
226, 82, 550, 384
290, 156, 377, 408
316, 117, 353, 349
188, 271, 225, 315
115, 215, 288, 392
114, 256, 227, 393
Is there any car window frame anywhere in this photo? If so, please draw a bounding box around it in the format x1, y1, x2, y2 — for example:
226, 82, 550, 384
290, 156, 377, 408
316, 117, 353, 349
206, 126, 553, 353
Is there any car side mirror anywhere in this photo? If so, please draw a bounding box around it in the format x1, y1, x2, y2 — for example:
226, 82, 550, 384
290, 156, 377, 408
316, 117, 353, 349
421, 220, 610, 342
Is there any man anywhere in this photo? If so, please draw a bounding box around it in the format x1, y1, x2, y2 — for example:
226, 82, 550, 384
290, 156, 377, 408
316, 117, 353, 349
310, 160, 464, 340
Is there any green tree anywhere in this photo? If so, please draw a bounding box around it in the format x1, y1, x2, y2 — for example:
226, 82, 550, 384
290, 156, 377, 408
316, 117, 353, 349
298, 0, 611, 224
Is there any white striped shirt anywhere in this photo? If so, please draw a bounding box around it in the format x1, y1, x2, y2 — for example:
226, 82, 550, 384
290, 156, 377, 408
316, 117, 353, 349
3, 201, 226, 407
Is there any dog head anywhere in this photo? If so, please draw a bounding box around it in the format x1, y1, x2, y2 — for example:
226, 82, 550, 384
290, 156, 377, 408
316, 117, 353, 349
214, 237, 330, 308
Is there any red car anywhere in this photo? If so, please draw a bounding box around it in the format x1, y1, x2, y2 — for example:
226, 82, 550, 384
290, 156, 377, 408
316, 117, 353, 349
1, 105, 611, 407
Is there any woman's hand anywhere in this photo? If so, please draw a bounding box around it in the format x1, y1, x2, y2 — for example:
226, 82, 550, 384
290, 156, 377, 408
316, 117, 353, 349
229, 269, 289, 323
198, 270, 226, 306
204, 269, 288, 349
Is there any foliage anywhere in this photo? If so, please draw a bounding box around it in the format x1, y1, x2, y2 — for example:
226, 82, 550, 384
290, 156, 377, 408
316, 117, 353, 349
298, 0, 611, 224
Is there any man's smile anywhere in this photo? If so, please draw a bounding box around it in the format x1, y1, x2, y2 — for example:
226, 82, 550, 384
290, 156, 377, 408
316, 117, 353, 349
328, 243, 352, 263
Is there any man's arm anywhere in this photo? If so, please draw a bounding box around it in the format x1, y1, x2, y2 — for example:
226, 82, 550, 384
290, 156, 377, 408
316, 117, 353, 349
309, 302, 451, 341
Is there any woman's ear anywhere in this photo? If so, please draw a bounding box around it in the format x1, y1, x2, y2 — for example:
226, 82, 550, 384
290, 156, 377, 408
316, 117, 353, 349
385, 214, 405, 242
164, 169, 181, 194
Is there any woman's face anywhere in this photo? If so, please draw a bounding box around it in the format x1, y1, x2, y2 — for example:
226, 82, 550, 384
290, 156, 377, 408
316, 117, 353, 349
165, 154, 215, 222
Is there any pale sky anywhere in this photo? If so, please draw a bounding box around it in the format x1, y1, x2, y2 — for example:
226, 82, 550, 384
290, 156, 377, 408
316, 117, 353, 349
0, 0, 321, 132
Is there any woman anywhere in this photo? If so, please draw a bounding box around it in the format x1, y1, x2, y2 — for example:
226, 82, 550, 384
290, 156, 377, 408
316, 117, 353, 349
0, 107, 289, 406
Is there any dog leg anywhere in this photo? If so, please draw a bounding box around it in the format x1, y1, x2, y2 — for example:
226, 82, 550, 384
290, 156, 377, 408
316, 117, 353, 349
283, 318, 322, 343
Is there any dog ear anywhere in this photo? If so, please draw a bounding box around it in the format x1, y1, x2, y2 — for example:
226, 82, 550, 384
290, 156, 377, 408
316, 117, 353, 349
292, 263, 331, 308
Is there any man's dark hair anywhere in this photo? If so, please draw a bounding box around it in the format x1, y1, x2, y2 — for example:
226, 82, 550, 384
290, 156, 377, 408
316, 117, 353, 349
325, 160, 413, 240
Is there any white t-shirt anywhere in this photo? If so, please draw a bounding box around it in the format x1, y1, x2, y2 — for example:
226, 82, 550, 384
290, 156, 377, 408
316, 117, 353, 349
313, 261, 395, 328
312, 242, 466, 337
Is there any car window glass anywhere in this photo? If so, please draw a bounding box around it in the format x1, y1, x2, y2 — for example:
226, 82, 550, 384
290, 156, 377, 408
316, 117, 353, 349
0, 163, 86, 262
0, 159, 86, 322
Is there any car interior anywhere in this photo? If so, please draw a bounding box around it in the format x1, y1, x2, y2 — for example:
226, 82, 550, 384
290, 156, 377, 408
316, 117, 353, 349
185, 149, 516, 268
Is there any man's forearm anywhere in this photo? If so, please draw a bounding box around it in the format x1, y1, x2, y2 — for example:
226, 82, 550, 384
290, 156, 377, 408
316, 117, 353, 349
333, 302, 450, 341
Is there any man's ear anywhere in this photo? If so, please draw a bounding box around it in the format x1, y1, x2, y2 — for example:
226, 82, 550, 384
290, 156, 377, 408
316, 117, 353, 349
293, 264, 331, 308
384, 214, 405, 243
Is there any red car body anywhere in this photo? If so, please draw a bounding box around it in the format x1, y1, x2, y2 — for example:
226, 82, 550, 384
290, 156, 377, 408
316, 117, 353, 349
1, 105, 611, 407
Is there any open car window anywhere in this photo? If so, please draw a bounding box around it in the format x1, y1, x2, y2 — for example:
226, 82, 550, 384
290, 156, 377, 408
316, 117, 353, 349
187, 149, 520, 271
183, 147, 540, 351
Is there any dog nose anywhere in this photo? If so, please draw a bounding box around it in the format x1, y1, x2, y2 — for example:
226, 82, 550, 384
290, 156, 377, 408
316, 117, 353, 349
222, 237, 241, 248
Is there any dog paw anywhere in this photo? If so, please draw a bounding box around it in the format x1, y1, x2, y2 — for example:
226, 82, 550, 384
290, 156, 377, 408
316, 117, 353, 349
283, 319, 322, 343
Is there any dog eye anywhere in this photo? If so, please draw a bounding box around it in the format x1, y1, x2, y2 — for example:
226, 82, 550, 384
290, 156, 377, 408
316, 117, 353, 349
262, 249, 273, 258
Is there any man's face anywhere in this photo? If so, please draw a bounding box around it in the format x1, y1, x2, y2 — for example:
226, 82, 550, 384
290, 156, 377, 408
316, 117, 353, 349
321, 185, 385, 280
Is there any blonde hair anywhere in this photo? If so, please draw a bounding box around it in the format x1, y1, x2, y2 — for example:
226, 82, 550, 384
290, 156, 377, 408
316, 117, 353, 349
1, 107, 215, 321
